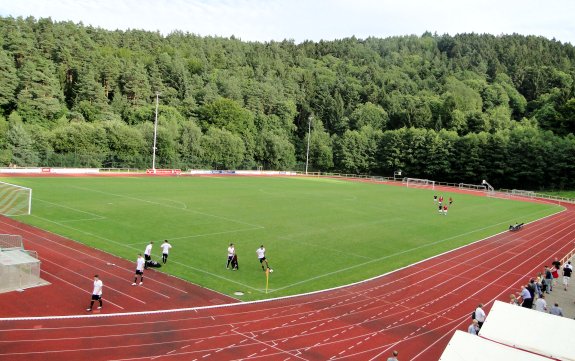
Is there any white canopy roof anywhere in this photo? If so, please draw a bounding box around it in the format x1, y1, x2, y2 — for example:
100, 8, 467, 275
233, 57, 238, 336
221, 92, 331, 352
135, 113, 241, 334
479, 300, 575, 360
439, 330, 551, 361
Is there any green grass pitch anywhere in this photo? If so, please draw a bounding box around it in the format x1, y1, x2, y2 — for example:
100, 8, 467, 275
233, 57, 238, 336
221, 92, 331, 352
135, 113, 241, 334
1, 176, 561, 301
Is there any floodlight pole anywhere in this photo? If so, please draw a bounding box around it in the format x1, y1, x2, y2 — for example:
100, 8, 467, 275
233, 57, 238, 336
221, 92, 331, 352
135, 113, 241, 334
305, 116, 312, 175
152, 92, 160, 173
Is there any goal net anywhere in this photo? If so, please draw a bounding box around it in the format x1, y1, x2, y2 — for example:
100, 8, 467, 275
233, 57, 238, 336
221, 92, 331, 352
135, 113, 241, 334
0, 181, 32, 216
0, 234, 23, 250
458, 183, 487, 192
404, 177, 435, 189
511, 189, 536, 198
0, 249, 44, 293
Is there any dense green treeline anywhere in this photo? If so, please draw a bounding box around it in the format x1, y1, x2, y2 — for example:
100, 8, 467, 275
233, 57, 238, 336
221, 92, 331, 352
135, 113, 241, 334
0, 16, 574, 189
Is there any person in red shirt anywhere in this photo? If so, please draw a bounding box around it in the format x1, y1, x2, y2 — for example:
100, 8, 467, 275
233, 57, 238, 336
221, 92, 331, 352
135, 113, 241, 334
443, 205, 448, 215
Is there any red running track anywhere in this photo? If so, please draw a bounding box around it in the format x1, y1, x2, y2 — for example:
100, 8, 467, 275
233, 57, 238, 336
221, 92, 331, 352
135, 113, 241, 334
1, 199, 574, 360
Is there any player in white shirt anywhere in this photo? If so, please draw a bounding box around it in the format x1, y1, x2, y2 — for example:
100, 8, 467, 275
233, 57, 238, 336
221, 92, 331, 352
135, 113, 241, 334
256, 245, 270, 271
132, 254, 145, 285
86, 274, 103, 311
227, 243, 235, 269
144, 241, 153, 269
160, 239, 172, 264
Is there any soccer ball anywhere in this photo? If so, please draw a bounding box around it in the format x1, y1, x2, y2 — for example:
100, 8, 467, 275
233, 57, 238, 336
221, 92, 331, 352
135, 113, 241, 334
269, 269, 274, 273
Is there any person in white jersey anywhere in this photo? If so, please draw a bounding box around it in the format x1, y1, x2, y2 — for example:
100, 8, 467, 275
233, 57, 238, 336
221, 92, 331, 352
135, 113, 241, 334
160, 239, 172, 264
227, 243, 235, 269
132, 254, 145, 285
144, 241, 153, 269
86, 274, 103, 311
256, 245, 270, 271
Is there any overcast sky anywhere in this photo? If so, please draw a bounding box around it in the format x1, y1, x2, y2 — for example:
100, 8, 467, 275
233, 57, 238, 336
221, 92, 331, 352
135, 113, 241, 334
1, 0, 574, 44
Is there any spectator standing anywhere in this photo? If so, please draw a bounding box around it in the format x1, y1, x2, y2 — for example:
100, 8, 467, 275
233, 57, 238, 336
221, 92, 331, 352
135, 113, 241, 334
544, 266, 554, 292
534, 294, 547, 312
527, 279, 536, 302
160, 240, 172, 264
132, 254, 145, 285
534, 276, 543, 297
86, 274, 103, 312
549, 303, 564, 316
563, 261, 573, 291
227, 243, 235, 269
468, 319, 479, 335
519, 285, 533, 309
552, 258, 562, 286
474, 304, 486, 329
144, 241, 153, 269
387, 350, 399, 361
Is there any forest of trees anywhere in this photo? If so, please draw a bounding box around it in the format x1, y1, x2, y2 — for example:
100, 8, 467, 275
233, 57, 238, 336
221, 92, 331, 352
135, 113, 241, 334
0, 16, 574, 190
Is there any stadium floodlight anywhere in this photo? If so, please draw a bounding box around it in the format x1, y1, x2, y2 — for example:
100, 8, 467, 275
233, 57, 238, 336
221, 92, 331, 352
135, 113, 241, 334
305, 116, 312, 175
393, 170, 402, 181
152, 92, 161, 174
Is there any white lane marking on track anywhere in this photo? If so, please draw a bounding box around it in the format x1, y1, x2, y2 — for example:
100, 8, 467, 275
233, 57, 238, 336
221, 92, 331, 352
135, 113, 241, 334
26, 214, 261, 293
41, 270, 125, 310
231, 329, 307, 360
40, 258, 150, 303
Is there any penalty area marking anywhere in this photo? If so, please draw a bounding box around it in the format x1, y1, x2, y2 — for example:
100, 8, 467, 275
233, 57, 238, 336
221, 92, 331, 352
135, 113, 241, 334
125, 227, 263, 246
70, 185, 264, 229
35, 198, 106, 222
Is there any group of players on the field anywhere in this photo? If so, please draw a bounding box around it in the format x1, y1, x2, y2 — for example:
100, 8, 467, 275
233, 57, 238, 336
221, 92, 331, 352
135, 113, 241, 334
433, 195, 453, 215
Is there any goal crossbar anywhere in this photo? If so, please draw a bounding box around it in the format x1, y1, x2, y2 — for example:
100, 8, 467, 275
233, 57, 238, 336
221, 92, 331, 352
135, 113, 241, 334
404, 177, 435, 190
0, 181, 32, 216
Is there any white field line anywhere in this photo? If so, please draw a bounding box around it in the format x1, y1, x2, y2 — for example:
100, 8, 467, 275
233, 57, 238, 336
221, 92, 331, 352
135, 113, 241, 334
26, 214, 263, 293
4, 207, 566, 323
277, 235, 374, 261
70, 185, 264, 229
34, 198, 106, 222
125, 227, 262, 246
268, 207, 560, 293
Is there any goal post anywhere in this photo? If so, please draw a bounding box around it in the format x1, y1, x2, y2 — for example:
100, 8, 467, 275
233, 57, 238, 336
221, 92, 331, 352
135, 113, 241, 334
0, 181, 32, 216
404, 178, 435, 189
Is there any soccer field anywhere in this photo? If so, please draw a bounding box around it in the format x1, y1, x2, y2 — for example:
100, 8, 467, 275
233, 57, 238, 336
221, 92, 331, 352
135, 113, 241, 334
0, 176, 562, 301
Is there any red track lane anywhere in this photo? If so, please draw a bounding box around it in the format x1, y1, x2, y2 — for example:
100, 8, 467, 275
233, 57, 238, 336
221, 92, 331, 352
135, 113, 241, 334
0, 197, 574, 360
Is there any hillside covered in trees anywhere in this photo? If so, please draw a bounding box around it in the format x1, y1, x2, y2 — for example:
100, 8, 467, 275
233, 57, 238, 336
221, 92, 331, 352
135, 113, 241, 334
1, 16, 574, 189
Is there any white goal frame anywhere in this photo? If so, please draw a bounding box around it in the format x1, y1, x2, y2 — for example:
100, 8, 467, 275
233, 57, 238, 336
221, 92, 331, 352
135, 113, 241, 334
404, 177, 435, 190
0, 181, 32, 216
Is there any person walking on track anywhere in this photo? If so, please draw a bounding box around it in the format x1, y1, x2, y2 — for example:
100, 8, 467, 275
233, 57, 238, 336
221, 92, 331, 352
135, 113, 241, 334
86, 274, 103, 312
133, 254, 145, 285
